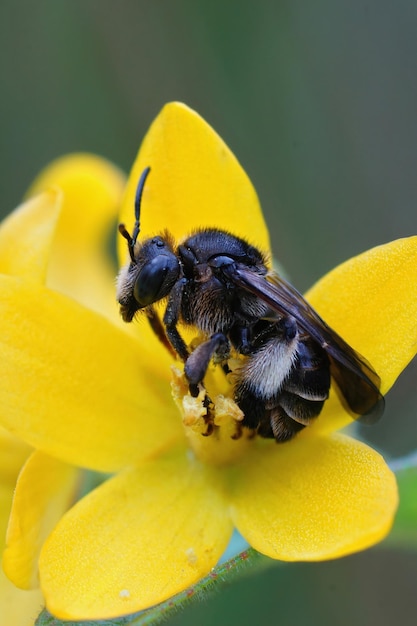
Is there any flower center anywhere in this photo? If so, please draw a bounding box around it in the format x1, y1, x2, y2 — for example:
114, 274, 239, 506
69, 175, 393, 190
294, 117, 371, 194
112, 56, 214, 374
170, 358, 254, 467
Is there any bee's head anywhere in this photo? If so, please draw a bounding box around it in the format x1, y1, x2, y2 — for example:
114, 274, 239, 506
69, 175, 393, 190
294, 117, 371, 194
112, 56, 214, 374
117, 167, 180, 321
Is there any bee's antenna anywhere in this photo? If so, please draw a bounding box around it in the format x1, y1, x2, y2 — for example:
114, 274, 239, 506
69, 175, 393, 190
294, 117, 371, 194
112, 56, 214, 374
132, 166, 151, 245
118, 166, 151, 264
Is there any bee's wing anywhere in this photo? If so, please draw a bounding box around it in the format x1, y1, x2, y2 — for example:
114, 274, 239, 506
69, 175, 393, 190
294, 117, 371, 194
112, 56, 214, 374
226, 265, 384, 423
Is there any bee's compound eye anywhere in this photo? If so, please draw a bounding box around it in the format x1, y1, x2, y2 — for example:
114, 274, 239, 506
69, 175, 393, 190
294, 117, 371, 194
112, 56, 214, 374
133, 255, 180, 306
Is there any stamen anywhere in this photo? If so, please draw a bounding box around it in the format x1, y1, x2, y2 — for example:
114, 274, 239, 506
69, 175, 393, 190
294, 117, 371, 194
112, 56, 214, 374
170, 366, 253, 466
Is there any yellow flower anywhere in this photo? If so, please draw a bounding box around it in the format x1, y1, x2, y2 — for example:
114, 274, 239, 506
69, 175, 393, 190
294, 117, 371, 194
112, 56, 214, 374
1, 102, 416, 621
0, 428, 44, 626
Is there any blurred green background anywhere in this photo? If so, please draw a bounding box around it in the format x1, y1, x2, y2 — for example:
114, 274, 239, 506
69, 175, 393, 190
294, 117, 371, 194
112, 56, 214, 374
1, 1, 416, 625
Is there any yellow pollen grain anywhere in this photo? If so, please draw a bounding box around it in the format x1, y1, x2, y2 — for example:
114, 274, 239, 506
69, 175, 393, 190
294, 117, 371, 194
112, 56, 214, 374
172, 366, 210, 434
214, 395, 244, 424
171, 366, 190, 400
170, 366, 253, 466
182, 393, 207, 428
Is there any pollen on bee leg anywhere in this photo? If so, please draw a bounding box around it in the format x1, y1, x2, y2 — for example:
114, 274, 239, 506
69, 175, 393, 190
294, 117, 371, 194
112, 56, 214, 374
171, 366, 253, 465
183, 392, 210, 432
171, 367, 211, 435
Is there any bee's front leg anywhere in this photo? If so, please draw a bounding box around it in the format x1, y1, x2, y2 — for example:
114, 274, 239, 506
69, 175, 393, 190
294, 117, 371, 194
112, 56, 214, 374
163, 278, 189, 362
184, 333, 230, 397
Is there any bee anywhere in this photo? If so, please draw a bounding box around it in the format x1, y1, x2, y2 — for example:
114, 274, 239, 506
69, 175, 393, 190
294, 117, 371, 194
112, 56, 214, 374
117, 167, 384, 442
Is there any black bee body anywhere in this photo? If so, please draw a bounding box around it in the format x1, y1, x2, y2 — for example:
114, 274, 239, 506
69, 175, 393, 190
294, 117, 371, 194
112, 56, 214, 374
117, 168, 384, 442
177, 229, 270, 334
234, 322, 331, 440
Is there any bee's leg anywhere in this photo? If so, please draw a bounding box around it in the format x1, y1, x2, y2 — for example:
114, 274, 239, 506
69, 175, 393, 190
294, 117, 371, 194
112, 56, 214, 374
184, 333, 229, 437
185, 333, 229, 397
234, 385, 266, 431
229, 325, 252, 355
146, 306, 177, 359
163, 278, 189, 362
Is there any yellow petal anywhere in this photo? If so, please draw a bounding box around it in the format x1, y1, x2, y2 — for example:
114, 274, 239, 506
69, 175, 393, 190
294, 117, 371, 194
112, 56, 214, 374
0, 568, 43, 626
118, 102, 270, 266
0, 276, 182, 471
1, 483, 42, 625
3, 451, 79, 589
0, 483, 14, 549
0, 428, 32, 486
307, 236, 417, 393
0, 454, 43, 625
230, 434, 397, 560
0, 190, 61, 283
27, 154, 126, 322
39, 453, 232, 620
304, 236, 417, 434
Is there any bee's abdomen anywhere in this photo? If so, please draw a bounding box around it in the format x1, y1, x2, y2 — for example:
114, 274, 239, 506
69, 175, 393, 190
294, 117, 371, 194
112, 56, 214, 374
234, 331, 331, 442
